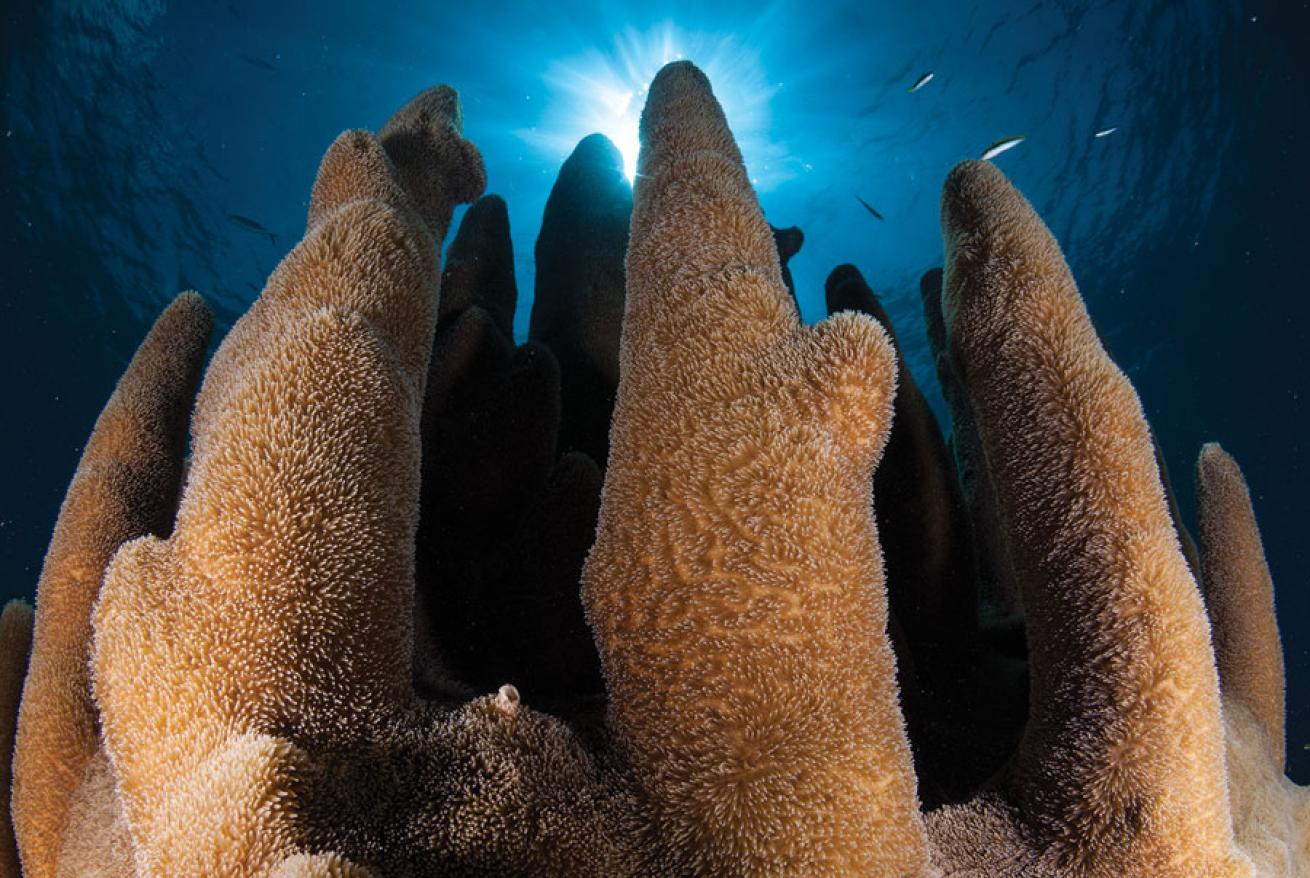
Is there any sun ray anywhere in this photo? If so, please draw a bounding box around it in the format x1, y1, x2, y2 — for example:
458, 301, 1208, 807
521, 22, 782, 187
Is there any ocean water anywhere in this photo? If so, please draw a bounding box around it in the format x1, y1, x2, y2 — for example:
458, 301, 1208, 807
1, 0, 1305, 789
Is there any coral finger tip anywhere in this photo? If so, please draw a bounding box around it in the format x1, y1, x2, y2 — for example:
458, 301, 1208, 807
654, 58, 702, 79
1, 598, 34, 622
946, 157, 995, 184
401, 84, 463, 132
649, 59, 711, 98
942, 159, 1012, 219
1197, 442, 1245, 488
173, 289, 208, 308
1198, 440, 1231, 463
156, 291, 213, 337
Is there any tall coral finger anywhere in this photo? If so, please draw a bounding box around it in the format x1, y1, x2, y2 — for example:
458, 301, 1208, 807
938, 160, 1243, 873
1195, 442, 1285, 765
531, 134, 631, 384
584, 60, 928, 876
919, 265, 1021, 615
440, 193, 517, 334
12, 292, 211, 878
93, 316, 403, 875
91, 88, 480, 874
625, 62, 791, 357
0, 600, 34, 878
531, 133, 631, 466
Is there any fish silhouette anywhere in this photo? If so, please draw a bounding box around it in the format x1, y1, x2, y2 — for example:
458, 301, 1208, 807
227, 214, 277, 245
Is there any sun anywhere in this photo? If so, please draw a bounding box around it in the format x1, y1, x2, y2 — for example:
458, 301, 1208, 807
522, 23, 781, 187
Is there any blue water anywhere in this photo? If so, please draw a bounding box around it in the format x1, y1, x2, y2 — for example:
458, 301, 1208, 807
1, 0, 1305, 782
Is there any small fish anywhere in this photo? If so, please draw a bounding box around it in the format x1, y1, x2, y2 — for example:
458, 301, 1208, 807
228, 214, 277, 245
1094, 126, 1118, 138
981, 135, 1025, 161
238, 52, 277, 72
907, 71, 934, 93
856, 196, 884, 221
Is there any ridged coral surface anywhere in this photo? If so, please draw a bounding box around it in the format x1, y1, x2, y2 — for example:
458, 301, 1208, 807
582, 60, 928, 876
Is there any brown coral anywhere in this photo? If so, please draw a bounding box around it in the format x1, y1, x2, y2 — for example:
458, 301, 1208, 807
76, 86, 641, 878
582, 60, 929, 876
88, 87, 485, 874
1195, 444, 1309, 873
0, 600, 34, 877
924, 159, 1255, 876
6, 60, 1303, 878
1197, 443, 1286, 764
87, 116, 461, 871
12, 291, 212, 878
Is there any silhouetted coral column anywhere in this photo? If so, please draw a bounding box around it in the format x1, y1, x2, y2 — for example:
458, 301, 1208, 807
531, 132, 631, 469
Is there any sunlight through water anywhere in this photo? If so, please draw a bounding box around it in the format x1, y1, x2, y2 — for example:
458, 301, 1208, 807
521, 22, 785, 187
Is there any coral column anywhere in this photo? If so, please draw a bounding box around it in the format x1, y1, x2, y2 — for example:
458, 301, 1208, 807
88, 87, 483, 876
582, 61, 930, 877
932, 160, 1248, 875
12, 293, 212, 878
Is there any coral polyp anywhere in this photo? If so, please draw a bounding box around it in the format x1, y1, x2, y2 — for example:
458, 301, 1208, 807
3, 62, 1304, 877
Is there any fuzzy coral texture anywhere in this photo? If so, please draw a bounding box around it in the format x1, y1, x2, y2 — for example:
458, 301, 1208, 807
919, 159, 1289, 877
582, 61, 927, 876
6, 62, 1306, 877
0, 600, 33, 877
13, 290, 212, 878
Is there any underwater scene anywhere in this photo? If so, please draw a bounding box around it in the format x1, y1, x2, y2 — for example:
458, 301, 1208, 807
1, 0, 1307, 874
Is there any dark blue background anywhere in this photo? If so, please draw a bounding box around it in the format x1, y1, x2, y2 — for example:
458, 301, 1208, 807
2, 0, 1306, 781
